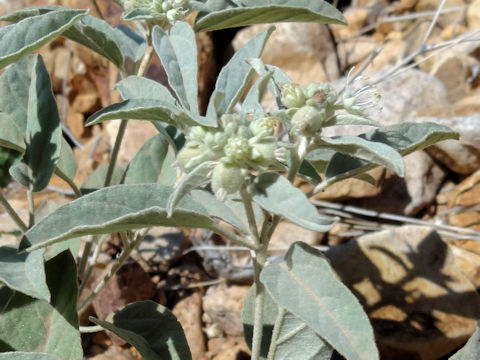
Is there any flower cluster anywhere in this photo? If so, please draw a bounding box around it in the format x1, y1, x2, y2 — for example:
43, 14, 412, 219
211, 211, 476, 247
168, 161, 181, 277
124, 0, 190, 24
280, 82, 338, 137
177, 114, 286, 199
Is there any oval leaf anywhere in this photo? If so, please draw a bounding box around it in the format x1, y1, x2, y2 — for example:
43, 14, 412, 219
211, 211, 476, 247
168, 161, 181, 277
252, 173, 335, 232
20, 183, 214, 251
261, 242, 379, 360
0, 247, 50, 301
152, 22, 199, 113
80, 164, 124, 194
0, 251, 82, 360
9, 55, 62, 192
450, 321, 480, 360
194, 0, 345, 32
115, 76, 176, 103
54, 138, 77, 184
0, 9, 86, 69
90, 301, 191, 360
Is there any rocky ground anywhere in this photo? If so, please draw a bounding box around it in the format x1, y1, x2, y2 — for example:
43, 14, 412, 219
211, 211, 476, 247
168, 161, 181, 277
2, 0, 480, 359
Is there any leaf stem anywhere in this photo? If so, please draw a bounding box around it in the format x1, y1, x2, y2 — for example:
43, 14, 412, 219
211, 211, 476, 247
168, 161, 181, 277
267, 306, 286, 360
241, 186, 260, 243
27, 189, 35, 228
78, 228, 149, 314
251, 245, 268, 360
0, 190, 28, 233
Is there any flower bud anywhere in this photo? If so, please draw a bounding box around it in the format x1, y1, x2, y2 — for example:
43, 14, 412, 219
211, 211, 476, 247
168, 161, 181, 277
291, 105, 326, 136
224, 135, 251, 162
177, 144, 215, 172
303, 82, 338, 107
280, 83, 306, 108
166, 8, 180, 22
249, 138, 277, 166
211, 162, 243, 199
189, 126, 206, 142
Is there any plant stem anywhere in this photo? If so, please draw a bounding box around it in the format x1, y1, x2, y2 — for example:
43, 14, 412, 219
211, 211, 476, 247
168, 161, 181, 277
77, 228, 149, 314
0, 190, 28, 233
251, 244, 268, 360
78, 234, 109, 295
210, 223, 257, 249
27, 190, 35, 228
78, 237, 94, 279
79, 325, 104, 333
267, 307, 286, 360
241, 186, 260, 242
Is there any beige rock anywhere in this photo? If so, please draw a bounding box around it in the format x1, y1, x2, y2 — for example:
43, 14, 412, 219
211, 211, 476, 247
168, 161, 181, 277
430, 52, 479, 102
202, 284, 249, 337
337, 36, 380, 69
207, 336, 250, 360
441, 24, 468, 40
332, 7, 370, 39
467, 0, 480, 29
269, 221, 324, 255
233, 22, 338, 84
173, 291, 206, 360
72, 92, 101, 114
89, 345, 139, 360
327, 226, 480, 360
367, 32, 406, 70
415, 0, 466, 28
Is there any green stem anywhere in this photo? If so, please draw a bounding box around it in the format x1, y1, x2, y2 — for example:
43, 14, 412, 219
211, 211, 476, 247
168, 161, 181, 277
78, 228, 149, 314
78, 237, 94, 279
241, 186, 260, 242
78, 234, 109, 295
251, 245, 268, 360
27, 190, 35, 228
267, 307, 286, 360
0, 190, 27, 233
55, 169, 82, 197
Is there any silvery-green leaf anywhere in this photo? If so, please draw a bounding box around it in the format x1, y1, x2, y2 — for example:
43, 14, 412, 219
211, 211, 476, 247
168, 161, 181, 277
0, 286, 14, 313
325, 122, 458, 183
20, 184, 214, 251
166, 161, 215, 217
152, 23, 199, 114
116, 25, 146, 63
298, 160, 322, 185
242, 70, 273, 117
324, 114, 380, 127
206, 26, 274, 117
80, 164, 124, 194
115, 76, 176, 103
152, 124, 185, 153
450, 321, 480, 360
0, 353, 60, 360
122, 8, 156, 21
54, 138, 77, 184
194, 0, 345, 32
261, 242, 379, 360
157, 148, 178, 186
190, 190, 248, 233
0, 9, 86, 69
86, 99, 215, 128
0, 246, 49, 301
312, 135, 405, 176
90, 301, 191, 360
124, 134, 169, 185
252, 173, 334, 232
248, 58, 291, 107
9, 55, 62, 192
0, 251, 82, 360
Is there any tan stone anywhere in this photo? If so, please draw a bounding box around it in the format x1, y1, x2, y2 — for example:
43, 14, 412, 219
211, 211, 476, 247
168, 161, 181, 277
269, 221, 323, 255
173, 291, 206, 360
327, 226, 480, 360
337, 36, 380, 69
415, 0, 466, 28
441, 24, 468, 40
467, 0, 480, 29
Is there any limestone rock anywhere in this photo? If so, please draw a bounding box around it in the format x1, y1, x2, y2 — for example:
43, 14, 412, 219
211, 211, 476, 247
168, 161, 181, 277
327, 226, 480, 360
268, 221, 324, 255
415, 105, 480, 174
415, 0, 466, 28
203, 284, 249, 338
337, 36, 380, 69
233, 22, 338, 84
172, 291, 206, 360
467, 0, 480, 29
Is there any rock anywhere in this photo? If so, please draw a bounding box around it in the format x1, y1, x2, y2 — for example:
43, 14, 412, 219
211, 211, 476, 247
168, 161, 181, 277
92, 261, 156, 341
88, 345, 139, 360
203, 284, 250, 338
337, 36, 380, 69
415, 0, 466, 28
415, 105, 480, 174
208, 336, 250, 360
430, 52, 479, 102
172, 291, 206, 360
367, 32, 407, 70
133, 227, 189, 272
441, 24, 468, 40
268, 221, 324, 255
467, 0, 480, 29
233, 22, 338, 84
347, 151, 446, 215
326, 226, 480, 360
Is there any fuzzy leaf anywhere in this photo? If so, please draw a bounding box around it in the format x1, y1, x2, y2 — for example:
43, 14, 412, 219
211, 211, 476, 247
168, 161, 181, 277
190, 190, 249, 233
248, 58, 291, 107
124, 134, 170, 185
450, 321, 480, 360
194, 0, 345, 32
116, 25, 146, 63
9, 55, 62, 192
115, 76, 177, 103
54, 138, 77, 184
0, 251, 82, 360
0, 353, 60, 360
0, 9, 86, 69
91, 301, 191, 360
80, 164, 124, 194
242, 70, 274, 117
86, 99, 215, 128
252, 173, 334, 232
20, 184, 214, 251
206, 26, 274, 118
166, 161, 215, 216
324, 114, 380, 127
261, 242, 379, 360
152, 22, 199, 113
0, 247, 49, 301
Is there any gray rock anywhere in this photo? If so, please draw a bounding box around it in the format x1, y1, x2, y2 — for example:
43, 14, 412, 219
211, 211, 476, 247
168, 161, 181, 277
326, 226, 480, 360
